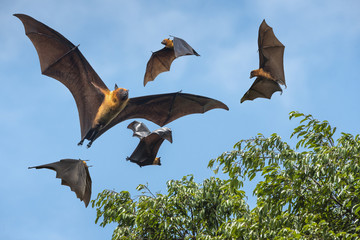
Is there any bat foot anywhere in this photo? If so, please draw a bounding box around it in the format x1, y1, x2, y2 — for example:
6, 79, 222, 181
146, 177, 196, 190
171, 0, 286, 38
77, 140, 84, 146
86, 141, 93, 148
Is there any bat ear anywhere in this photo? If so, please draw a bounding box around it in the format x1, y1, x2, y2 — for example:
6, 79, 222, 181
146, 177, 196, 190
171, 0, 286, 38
114, 84, 118, 90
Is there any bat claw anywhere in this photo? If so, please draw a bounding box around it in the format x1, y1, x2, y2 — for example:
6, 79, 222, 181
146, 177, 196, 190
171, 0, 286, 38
77, 140, 84, 146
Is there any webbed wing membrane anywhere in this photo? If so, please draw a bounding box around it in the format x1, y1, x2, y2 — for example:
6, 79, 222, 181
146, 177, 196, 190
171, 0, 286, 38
173, 37, 200, 58
258, 20, 286, 86
127, 120, 151, 139
144, 47, 176, 86
150, 127, 173, 144
94, 92, 229, 140
123, 92, 229, 126
126, 138, 160, 167
14, 14, 108, 138
240, 77, 282, 103
29, 159, 92, 207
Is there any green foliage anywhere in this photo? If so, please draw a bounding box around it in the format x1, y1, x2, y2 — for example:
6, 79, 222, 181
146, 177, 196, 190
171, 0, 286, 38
92, 175, 248, 239
209, 111, 360, 239
93, 112, 360, 239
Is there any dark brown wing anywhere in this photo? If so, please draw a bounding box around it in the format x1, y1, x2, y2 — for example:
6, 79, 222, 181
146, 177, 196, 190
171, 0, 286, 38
144, 47, 176, 86
173, 37, 200, 58
258, 20, 285, 86
127, 139, 160, 167
94, 92, 229, 140
241, 77, 282, 103
14, 14, 108, 139
29, 159, 92, 207
127, 127, 172, 167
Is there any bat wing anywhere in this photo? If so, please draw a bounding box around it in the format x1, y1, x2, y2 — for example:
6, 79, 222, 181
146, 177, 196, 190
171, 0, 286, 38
241, 77, 282, 103
144, 47, 176, 86
14, 14, 108, 139
127, 127, 172, 167
151, 127, 173, 143
172, 37, 200, 58
127, 120, 151, 139
258, 20, 285, 86
29, 159, 92, 207
94, 92, 228, 140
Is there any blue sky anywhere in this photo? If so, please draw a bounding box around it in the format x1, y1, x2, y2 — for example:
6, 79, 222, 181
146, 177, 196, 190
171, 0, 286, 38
1, 0, 360, 239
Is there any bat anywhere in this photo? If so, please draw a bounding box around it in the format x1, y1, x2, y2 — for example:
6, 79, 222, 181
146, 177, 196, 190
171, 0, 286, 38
144, 36, 200, 86
29, 159, 92, 207
241, 19, 285, 103
14, 14, 228, 148
126, 121, 172, 167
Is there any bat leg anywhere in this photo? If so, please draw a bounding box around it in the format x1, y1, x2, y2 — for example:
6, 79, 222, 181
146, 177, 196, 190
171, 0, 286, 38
77, 125, 100, 148
86, 128, 99, 148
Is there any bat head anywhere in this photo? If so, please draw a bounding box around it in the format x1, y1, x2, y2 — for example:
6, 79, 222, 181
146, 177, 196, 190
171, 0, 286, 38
114, 87, 129, 102
250, 70, 257, 78
153, 157, 161, 166
161, 38, 174, 48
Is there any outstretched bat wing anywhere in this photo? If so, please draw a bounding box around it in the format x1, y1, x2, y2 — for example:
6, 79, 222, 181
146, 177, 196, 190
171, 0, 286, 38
14, 14, 108, 139
241, 77, 282, 103
29, 159, 92, 207
127, 120, 151, 139
144, 47, 176, 86
95, 92, 229, 140
172, 37, 200, 58
258, 20, 285, 86
127, 126, 172, 167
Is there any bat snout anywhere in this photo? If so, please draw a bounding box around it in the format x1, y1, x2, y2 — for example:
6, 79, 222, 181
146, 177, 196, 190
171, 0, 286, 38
116, 88, 129, 101
250, 70, 255, 78
121, 91, 128, 100
120, 91, 129, 100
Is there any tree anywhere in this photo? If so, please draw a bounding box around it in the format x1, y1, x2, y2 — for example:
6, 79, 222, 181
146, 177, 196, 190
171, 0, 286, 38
93, 176, 248, 239
209, 111, 360, 239
93, 112, 360, 239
